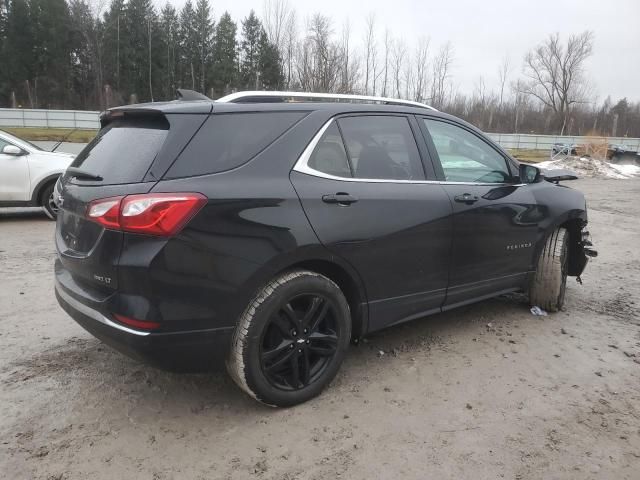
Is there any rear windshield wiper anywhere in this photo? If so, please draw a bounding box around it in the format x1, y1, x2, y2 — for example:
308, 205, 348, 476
66, 167, 103, 181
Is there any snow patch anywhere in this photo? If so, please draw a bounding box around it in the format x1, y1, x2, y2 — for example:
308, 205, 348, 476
536, 156, 640, 179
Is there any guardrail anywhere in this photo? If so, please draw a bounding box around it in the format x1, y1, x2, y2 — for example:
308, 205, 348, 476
1, 108, 639, 152
487, 133, 640, 152
0, 108, 100, 129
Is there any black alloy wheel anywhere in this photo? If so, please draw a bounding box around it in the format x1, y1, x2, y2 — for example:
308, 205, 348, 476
260, 294, 339, 390
227, 270, 351, 407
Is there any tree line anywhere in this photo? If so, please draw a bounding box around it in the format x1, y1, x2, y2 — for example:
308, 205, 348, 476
0, 0, 638, 137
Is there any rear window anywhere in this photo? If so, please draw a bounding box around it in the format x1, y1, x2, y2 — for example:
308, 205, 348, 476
70, 116, 168, 184
164, 112, 306, 179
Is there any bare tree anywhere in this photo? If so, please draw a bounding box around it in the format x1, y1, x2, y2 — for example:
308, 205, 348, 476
263, 0, 296, 86
430, 42, 453, 109
381, 28, 391, 97
391, 38, 406, 98
363, 13, 377, 95
412, 37, 429, 102
262, 0, 291, 49
296, 13, 341, 92
519, 31, 594, 134
282, 9, 298, 88
337, 19, 359, 93
497, 54, 510, 109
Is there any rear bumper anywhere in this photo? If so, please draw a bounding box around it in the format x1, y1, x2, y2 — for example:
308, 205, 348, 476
55, 275, 234, 372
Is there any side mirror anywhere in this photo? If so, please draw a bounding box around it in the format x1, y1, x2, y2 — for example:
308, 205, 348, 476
519, 164, 541, 183
2, 144, 24, 156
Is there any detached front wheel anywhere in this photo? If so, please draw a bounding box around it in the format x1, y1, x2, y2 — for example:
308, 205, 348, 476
227, 270, 351, 407
529, 227, 568, 312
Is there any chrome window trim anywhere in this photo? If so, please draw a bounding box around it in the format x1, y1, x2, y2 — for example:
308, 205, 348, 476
56, 283, 151, 337
292, 119, 515, 187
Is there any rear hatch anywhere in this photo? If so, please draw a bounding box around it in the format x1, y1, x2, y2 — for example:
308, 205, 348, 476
56, 108, 208, 291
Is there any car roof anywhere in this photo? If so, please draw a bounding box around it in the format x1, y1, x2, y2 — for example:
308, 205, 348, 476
106, 98, 505, 153
108, 99, 451, 118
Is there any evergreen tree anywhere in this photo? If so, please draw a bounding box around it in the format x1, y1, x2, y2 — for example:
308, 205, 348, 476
193, 0, 212, 94
30, 0, 72, 107
4, 0, 35, 106
240, 10, 262, 90
0, 0, 7, 102
178, 0, 197, 89
159, 3, 179, 99
211, 11, 237, 97
68, 0, 100, 108
122, 0, 157, 102
102, 0, 126, 102
258, 30, 283, 90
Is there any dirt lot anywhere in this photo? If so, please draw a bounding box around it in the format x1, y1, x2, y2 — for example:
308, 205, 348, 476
1, 178, 639, 480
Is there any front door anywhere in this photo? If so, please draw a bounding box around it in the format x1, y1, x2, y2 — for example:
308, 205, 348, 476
419, 117, 541, 308
291, 115, 453, 332
0, 139, 30, 201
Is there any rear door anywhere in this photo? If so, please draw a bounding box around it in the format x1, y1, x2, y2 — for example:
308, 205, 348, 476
291, 114, 453, 332
419, 117, 541, 308
56, 112, 206, 291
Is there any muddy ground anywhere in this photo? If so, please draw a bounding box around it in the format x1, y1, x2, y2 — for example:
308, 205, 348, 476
1, 178, 639, 480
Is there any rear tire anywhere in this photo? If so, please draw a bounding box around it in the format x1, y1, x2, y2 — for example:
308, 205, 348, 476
529, 227, 568, 312
40, 183, 58, 220
227, 270, 351, 407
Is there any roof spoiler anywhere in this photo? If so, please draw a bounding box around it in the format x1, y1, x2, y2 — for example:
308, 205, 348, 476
176, 89, 211, 101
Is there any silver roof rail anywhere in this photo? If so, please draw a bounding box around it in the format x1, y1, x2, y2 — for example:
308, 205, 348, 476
216, 91, 437, 111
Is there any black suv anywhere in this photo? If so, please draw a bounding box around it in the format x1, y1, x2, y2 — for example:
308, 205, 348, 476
54, 91, 595, 407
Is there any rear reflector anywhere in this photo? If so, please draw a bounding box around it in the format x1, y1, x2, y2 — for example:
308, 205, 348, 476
87, 193, 206, 236
112, 313, 161, 330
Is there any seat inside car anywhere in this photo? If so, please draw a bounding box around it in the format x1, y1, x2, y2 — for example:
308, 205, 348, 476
356, 145, 396, 179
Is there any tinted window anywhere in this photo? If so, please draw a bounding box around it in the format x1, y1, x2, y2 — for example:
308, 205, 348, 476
70, 117, 168, 184
423, 119, 511, 183
337, 116, 424, 180
308, 123, 352, 177
0, 137, 9, 151
165, 112, 306, 179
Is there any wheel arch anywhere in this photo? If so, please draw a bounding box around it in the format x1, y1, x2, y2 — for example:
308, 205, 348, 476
273, 257, 369, 339
533, 212, 587, 277
30, 173, 61, 205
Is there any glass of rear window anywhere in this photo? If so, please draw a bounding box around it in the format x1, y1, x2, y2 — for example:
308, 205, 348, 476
165, 112, 307, 179
69, 116, 169, 185
337, 116, 425, 181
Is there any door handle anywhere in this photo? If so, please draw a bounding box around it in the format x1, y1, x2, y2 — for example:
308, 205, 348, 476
454, 193, 479, 205
322, 193, 359, 205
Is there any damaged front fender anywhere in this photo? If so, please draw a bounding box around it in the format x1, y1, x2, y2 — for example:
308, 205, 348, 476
570, 227, 597, 278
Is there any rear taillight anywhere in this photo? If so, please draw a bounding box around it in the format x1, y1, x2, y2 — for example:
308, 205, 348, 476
87, 193, 206, 236
87, 197, 121, 229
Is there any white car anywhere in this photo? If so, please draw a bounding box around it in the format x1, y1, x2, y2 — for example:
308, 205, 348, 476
0, 129, 75, 219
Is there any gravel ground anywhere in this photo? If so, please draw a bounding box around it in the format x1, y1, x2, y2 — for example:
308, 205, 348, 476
1, 178, 639, 480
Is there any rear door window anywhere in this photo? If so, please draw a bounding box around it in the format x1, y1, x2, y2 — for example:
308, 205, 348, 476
165, 111, 306, 179
69, 116, 169, 185
337, 116, 425, 180
307, 123, 352, 178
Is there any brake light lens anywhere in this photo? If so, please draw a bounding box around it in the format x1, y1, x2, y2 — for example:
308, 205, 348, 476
86, 193, 206, 236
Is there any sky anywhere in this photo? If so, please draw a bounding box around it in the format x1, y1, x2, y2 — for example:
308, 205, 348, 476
160, 0, 640, 102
